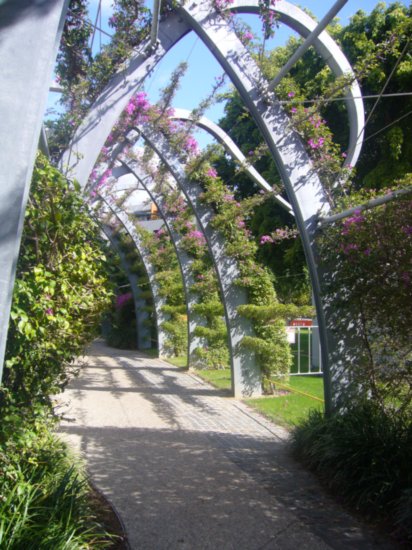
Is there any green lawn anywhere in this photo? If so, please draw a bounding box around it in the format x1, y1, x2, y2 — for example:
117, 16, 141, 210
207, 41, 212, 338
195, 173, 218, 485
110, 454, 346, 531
165, 355, 188, 368
158, 355, 324, 429
246, 375, 324, 428
194, 367, 232, 390
194, 367, 324, 429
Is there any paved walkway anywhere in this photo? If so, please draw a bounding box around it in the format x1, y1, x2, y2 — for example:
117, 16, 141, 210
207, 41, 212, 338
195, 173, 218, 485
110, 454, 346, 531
58, 341, 396, 549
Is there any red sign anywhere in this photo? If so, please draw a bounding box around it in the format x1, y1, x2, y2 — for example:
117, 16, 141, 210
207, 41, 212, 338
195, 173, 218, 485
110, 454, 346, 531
290, 319, 313, 327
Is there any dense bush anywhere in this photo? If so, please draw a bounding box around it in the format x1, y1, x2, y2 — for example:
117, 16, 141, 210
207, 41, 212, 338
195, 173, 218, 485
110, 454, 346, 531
1, 153, 112, 417
0, 154, 114, 546
319, 176, 412, 414
292, 403, 412, 543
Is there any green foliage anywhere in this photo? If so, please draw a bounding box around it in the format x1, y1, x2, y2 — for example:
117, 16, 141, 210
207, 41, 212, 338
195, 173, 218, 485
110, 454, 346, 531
214, 2, 412, 302
0, 418, 113, 549
162, 318, 187, 357
0, 153, 115, 548
2, 153, 112, 414
237, 303, 314, 322
193, 166, 310, 384
137, 225, 188, 357
291, 403, 412, 543
319, 175, 412, 413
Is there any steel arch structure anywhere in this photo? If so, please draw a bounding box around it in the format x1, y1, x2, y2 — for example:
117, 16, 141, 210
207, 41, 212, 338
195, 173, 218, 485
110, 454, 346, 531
105, 138, 261, 396
99, 197, 171, 356
101, 223, 152, 350
105, 163, 205, 366
0, 1, 366, 411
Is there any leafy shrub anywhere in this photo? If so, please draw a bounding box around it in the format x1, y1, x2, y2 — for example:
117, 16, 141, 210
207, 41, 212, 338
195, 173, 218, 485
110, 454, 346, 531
1, 154, 112, 414
0, 418, 113, 549
319, 176, 412, 413
291, 403, 412, 543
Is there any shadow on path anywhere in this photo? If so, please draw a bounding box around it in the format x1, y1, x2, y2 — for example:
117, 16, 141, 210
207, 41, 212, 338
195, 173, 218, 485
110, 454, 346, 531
58, 341, 397, 550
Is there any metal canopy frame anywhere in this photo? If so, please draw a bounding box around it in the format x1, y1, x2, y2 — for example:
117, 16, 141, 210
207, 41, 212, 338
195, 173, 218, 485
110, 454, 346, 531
0, 1, 368, 411
101, 223, 152, 350
106, 162, 204, 366
100, 197, 170, 356
114, 129, 262, 397
171, 109, 294, 214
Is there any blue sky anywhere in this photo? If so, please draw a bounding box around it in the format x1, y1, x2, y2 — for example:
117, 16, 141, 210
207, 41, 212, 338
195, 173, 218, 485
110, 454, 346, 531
47, 0, 409, 145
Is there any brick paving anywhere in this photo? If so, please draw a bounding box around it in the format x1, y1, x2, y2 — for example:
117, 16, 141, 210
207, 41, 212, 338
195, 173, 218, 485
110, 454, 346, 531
58, 340, 396, 550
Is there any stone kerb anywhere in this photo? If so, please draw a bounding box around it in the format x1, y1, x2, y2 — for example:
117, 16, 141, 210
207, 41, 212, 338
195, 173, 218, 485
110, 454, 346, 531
110, 162, 205, 369
101, 224, 152, 350
137, 125, 262, 398
99, 197, 169, 357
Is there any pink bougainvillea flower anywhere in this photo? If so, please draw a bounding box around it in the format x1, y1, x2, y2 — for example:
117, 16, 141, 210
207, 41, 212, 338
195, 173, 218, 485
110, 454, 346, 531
207, 167, 218, 178
116, 292, 133, 309
260, 235, 274, 245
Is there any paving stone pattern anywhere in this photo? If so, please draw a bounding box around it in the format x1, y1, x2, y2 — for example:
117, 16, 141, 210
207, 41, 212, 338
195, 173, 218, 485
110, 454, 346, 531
58, 341, 396, 550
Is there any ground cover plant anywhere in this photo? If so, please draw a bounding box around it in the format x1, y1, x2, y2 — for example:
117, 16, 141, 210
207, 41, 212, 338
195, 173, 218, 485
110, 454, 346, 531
292, 403, 412, 544
0, 419, 114, 549
0, 154, 114, 547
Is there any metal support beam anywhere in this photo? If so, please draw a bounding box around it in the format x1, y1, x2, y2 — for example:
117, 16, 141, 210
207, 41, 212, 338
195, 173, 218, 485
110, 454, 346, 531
135, 125, 262, 398
61, 0, 366, 407
149, 0, 161, 50
0, 0, 69, 380
179, 0, 364, 412
108, 162, 204, 367
101, 224, 152, 350
99, 197, 169, 357
318, 186, 412, 227
268, 0, 348, 91
62, 1, 363, 186
172, 109, 293, 214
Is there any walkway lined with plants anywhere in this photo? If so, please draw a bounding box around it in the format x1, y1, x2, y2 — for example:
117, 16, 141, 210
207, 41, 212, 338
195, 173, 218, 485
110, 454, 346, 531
58, 341, 395, 550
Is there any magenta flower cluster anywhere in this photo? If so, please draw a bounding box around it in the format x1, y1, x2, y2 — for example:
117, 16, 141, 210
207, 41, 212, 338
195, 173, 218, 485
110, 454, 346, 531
116, 292, 132, 309
242, 31, 254, 43
188, 230, 206, 246
260, 234, 274, 245
214, 0, 234, 10
308, 137, 325, 150
207, 167, 218, 178
184, 136, 199, 156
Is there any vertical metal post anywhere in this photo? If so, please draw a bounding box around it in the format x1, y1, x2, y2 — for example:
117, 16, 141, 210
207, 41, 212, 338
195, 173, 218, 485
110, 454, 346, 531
0, 0, 69, 380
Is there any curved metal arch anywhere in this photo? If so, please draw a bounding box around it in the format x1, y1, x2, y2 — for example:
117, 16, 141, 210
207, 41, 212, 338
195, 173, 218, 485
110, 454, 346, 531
129, 124, 262, 397
61, 0, 363, 187
179, 1, 364, 412
171, 108, 293, 214
0, 0, 69, 377
101, 223, 152, 350
222, 0, 364, 168
60, 1, 368, 409
107, 162, 205, 367
98, 196, 170, 357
